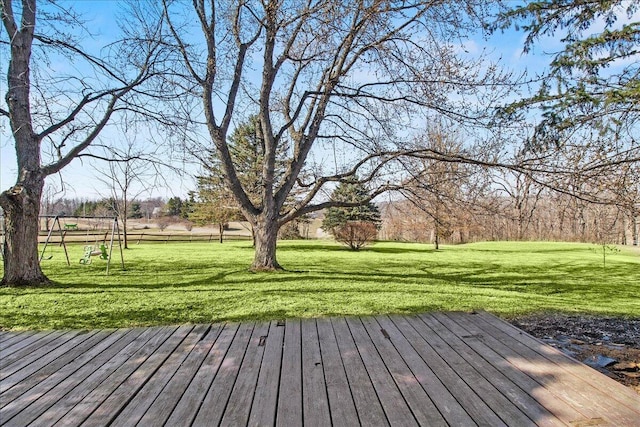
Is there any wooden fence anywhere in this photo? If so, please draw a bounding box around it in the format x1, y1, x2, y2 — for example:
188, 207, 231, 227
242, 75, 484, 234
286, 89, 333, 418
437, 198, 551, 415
29, 230, 252, 245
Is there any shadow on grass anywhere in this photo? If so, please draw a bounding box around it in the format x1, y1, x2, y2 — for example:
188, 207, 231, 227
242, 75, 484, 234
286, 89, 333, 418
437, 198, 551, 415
278, 243, 437, 255
15, 257, 638, 300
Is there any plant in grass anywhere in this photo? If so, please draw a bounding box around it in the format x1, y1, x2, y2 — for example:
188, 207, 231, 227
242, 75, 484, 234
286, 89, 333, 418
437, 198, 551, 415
323, 181, 381, 250
190, 174, 242, 243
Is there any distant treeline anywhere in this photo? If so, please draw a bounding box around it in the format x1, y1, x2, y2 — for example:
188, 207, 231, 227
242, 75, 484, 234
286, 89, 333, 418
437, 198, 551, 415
381, 194, 638, 246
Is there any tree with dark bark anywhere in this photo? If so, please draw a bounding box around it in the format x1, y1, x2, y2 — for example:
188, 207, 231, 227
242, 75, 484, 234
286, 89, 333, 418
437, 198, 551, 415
158, 0, 510, 270
0, 0, 167, 286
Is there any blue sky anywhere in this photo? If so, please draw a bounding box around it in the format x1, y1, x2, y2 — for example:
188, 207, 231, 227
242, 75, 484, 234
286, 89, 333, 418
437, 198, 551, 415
0, 1, 560, 202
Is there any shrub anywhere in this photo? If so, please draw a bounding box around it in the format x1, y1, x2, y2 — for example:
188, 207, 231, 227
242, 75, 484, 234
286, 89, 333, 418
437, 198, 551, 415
157, 217, 172, 231
333, 221, 378, 250
279, 221, 303, 240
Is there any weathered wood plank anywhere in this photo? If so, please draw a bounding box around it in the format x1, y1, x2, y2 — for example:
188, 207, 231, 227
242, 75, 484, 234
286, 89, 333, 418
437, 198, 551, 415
166, 323, 240, 426
190, 322, 255, 427
315, 317, 360, 426
331, 317, 389, 427
29, 326, 165, 426
0, 331, 35, 349
219, 321, 270, 426
476, 310, 640, 412
0, 330, 82, 380
360, 316, 448, 426
1, 313, 638, 427
54, 326, 178, 427
468, 311, 640, 424
0, 330, 104, 400
438, 312, 587, 425
345, 317, 418, 427
80, 325, 194, 427
275, 318, 302, 427
375, 315, 476, 426
2, 328, 145, 426
136, 324, 223, 427
0, 331, 55, 361
247, 320, 285, 427
417, 313, 537, 427
301, 318, 332, 427
0, 331, 62, 369
432, 312, 572, 427
391, 315, 507, 427
110, 324, 210, 427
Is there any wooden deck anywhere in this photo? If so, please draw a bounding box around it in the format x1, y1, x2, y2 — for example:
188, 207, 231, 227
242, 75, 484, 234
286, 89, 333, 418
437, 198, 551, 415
1, 312, 639, 426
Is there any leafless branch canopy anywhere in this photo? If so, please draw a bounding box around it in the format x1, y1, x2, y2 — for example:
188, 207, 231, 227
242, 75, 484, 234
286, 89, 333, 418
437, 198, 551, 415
157, 0, 515, 228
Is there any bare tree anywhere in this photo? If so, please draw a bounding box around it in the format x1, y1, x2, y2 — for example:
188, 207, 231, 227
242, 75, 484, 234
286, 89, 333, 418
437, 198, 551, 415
92, 140, 164, 249
158, 0, 511, 270
400, 126, 489, 249
0, 0, 168, 286
494, 167, 544, 241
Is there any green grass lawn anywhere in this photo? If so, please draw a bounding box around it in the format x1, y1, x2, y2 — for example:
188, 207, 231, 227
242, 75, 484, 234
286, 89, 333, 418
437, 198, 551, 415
1, 240, 638, 330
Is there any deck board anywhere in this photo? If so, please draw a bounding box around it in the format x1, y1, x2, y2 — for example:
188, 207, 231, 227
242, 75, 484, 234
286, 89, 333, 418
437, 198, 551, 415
136, 324, 222, 426
2, 328, 144, 425
166, 323, 239, 426
330, 317, 389, 427
247, 320, 285, 427
190, 321, 254, 427
81, 325, 193, 427
220, 321, 270, 427
430, 313, 583, 425
55, 326, 178, 427
275, 318, 302, 427
345, 316, 419, 427
0, 331, 81, 380
0, 331, 36, 350
0, 331, 58, 365
1, 312, 639, 427
376, 315, 475, 426
30, 327, 164, 426
316, 318, 360, 427
469, 311, 640, 424
429, 312, 564, 426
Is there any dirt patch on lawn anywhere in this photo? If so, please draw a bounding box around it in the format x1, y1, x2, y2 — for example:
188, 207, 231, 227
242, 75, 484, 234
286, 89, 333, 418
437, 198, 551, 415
509, 313, 640, 395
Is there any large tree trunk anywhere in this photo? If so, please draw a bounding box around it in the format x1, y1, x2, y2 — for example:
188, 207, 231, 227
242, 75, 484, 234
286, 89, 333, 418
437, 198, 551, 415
1, 177, 50, 287
251, 214, 281, 271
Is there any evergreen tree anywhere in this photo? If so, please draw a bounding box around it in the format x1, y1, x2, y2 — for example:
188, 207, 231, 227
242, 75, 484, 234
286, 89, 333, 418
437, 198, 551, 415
323, 181, 382, 230
496, 1, 640, 141
191, 115, 291, 242
322, 180, 381, 249
165, 197, 183, 217
129, 202, 143, 219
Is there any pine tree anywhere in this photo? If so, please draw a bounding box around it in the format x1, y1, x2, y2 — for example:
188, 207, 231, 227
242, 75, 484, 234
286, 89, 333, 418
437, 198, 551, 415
190, 115, 290, 242
322, 180, 381, 249
496, 1, 640, 141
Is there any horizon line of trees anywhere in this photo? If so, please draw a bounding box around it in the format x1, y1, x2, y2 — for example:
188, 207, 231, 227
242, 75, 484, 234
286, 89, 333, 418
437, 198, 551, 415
382, 190, 639, 247
27, 183, 639, 248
